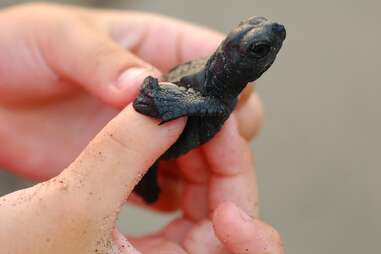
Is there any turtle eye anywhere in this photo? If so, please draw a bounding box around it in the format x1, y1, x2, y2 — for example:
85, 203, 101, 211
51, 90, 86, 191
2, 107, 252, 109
250, 43, 271, 58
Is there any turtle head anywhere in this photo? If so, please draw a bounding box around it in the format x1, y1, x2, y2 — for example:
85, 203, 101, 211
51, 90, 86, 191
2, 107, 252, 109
220, 16, 286, 83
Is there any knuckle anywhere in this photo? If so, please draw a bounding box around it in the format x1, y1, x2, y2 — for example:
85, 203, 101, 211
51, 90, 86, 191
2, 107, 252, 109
101, 129, 142, 160
104, 130, 131, 151
89, 41, 130, 77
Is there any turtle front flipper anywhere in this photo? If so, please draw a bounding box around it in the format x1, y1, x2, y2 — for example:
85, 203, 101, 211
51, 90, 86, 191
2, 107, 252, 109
133, 76, 229, 124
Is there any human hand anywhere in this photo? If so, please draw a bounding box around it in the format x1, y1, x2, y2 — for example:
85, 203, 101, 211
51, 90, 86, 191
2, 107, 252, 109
0, 3, 261, 181
131, 114, 283, 254
0, 106, 282, 254
0, 4, 281, 253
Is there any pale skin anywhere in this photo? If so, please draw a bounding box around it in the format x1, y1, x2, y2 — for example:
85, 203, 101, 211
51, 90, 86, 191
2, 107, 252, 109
0, 3, 283, 254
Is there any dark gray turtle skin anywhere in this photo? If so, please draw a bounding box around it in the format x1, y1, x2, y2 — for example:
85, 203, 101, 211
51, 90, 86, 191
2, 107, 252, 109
133, 16, 286, 203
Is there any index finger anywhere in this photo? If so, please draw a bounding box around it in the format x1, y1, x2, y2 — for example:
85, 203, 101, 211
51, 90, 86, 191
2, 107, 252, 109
54, 106, 185, 219
95, 10, 224, 71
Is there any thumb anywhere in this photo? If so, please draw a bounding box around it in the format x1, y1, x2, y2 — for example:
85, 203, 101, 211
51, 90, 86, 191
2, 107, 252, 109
54, 105, 185, 220
42, 20, 160, 107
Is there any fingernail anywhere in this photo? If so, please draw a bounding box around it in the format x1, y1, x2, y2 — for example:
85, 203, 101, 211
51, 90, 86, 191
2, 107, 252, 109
117, 67, 161, 90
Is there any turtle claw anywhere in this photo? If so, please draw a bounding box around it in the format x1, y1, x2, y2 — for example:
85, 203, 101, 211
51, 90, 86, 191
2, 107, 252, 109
133, 76, 161, 118
134, 76, 187, 123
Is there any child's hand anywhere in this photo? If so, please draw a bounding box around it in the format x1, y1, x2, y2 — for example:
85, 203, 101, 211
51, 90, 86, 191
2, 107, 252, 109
0, 3, 262, 181
0, 106, 282, 254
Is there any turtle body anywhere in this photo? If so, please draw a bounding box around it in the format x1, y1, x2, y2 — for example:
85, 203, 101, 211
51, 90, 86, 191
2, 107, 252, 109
133, 16, 286, 203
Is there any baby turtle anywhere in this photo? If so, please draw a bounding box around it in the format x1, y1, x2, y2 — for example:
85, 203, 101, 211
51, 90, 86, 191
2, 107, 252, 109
133, 16, 286, 203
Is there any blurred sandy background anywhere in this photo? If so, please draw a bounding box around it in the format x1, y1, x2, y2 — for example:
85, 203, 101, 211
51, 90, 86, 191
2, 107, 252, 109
0, 0, 380, 253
